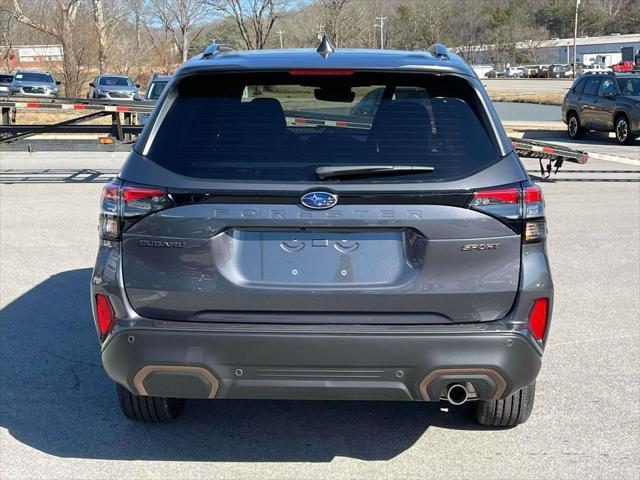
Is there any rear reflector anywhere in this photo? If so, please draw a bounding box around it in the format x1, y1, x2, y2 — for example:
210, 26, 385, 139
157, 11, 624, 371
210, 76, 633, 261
528, 298, 549, 341
95, 294, 115, 336
289, 69, 354, 76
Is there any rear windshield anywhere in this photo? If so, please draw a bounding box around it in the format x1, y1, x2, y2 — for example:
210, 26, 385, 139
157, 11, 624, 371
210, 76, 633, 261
144, 72, 500, 183
0, 75, 13, 83
98, 76, 132, 86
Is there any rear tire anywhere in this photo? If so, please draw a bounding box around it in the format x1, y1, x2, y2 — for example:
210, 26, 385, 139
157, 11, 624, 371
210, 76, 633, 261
116, 383, 185, 422
475, 382, 536, 427
615, 114, 633, 145
567, 112, 584, 140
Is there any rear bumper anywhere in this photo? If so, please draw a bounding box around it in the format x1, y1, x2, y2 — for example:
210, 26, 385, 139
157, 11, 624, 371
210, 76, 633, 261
102, 322, 542, 402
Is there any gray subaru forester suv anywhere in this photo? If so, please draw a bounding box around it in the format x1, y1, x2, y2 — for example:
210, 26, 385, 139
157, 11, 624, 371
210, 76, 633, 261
92, 40, 553, 427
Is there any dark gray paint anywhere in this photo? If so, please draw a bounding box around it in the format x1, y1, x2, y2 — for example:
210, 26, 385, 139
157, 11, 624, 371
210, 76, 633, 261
121, 202, 521, 322
90, 47, 553, 404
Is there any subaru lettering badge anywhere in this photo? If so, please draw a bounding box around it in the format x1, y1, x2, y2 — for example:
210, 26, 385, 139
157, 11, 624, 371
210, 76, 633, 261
301, 191, 338, 210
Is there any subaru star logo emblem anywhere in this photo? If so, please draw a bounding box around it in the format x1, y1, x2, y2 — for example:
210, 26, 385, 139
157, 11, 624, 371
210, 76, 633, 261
301, 191, 338, 210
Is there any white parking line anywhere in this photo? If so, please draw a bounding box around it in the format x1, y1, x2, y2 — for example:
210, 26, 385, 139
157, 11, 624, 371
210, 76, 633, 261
586, 152, 640, 167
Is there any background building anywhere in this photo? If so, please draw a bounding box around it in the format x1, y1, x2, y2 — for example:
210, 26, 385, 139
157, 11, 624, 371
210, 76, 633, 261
461, 33, 640, 66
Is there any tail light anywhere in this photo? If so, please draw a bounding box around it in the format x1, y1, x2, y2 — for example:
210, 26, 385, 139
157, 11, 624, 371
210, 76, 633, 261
95, 294, 115, 336
469, 182, 546, 243
528, 298, 549, 341
522, 184, 546, 243
99, 182, 121, 240
99, 181, 173, 240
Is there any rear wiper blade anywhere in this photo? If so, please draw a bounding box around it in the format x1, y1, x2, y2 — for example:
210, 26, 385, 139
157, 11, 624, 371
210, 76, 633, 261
316, 165, 434, 180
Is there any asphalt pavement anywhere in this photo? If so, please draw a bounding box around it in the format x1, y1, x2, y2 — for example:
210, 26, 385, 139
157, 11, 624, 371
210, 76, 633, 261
483, 78, 573, 93
1, 151, 639, 479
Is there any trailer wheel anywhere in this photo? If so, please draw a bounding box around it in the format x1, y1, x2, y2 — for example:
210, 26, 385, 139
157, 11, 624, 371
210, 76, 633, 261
567, 112, 584, 140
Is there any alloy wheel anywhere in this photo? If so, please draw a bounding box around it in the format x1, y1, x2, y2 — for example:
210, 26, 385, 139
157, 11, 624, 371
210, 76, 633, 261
568, 116, 578, 137
616, 118, 628, 143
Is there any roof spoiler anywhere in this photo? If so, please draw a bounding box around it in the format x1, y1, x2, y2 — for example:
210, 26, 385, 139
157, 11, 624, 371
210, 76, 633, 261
201, 43, 236, 59
428, 44, 450, 60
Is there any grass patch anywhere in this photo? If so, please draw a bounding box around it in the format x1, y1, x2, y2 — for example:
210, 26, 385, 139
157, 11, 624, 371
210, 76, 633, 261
488, 91, 564, 106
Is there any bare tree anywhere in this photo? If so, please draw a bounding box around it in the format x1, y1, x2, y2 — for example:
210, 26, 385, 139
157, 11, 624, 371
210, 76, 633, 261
150, 0, 210, 63
0, 2, 16, 71
11, 0, 91, 96
207, 0, 287, 50
319, 0, 351, 47
91, 0, 108, 72
591, 0, 627, 20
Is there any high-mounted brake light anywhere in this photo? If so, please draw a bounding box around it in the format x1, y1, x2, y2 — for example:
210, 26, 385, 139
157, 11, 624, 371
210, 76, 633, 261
528, 298, 549, 341
95, 294, 115, 336
289, 69, 354, 76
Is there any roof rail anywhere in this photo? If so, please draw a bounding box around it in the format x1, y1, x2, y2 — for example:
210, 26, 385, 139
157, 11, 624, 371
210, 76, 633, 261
428, 44, 449, 60
201, 43, 236, 59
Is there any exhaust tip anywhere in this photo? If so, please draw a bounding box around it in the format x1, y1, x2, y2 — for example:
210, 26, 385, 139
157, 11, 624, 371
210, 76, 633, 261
446, 383, 469, 405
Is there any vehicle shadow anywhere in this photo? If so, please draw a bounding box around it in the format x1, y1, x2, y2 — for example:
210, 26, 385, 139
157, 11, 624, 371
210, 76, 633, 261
0, 268, 493, 463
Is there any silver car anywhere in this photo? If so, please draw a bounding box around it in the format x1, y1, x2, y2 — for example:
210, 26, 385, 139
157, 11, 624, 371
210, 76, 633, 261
10, 70, 60, 97
88, 74, 140, 101
0, 74, 12, 96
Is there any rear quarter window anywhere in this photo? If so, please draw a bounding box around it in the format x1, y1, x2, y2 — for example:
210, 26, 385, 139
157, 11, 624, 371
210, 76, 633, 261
143, 72, 501, 183
573, 78, 587, 94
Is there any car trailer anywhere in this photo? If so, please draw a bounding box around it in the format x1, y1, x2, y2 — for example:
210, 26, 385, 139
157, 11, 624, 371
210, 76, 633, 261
0, 96, 153, 147
510, 137, 589, 177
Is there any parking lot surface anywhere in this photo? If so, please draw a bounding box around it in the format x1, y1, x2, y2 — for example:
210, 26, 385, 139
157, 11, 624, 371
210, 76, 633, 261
1, 152, 639, 479
483, 78, 573, 93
